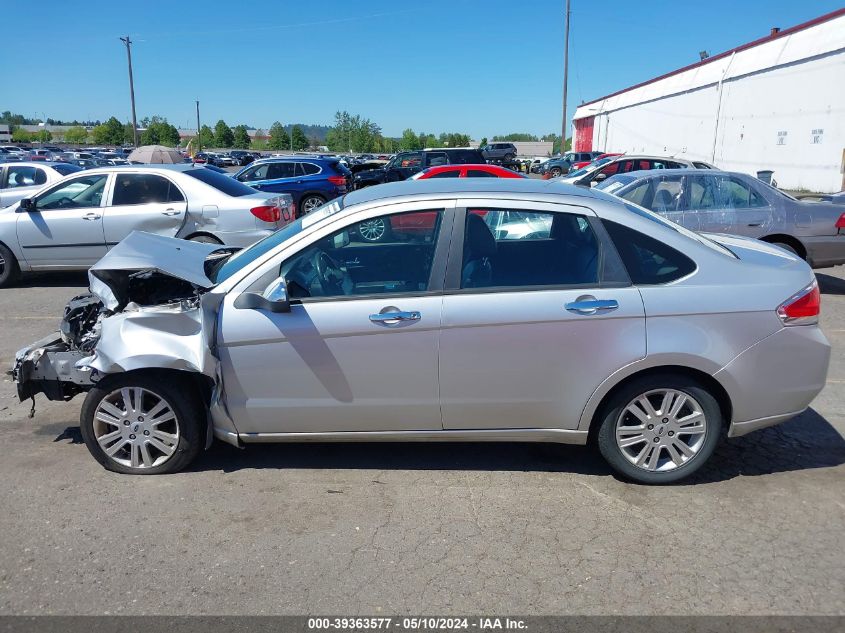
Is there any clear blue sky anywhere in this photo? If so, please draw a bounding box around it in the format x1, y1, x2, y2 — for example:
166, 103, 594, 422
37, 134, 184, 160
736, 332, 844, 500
3, 0, 841, 139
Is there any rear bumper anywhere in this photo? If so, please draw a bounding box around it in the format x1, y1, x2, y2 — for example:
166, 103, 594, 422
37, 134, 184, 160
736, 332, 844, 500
803, 235, 845, 268
715, 325, 830, 435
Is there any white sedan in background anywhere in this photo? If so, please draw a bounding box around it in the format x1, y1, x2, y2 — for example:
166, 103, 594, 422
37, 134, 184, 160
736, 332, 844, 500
0, 165, 294, 287
0, 162, 82, 208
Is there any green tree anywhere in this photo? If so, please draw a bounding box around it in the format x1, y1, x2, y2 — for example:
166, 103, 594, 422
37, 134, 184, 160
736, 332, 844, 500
140, 117, 181, 147
250, 129, 267, 149
291, 125, 308, 151
11, 128, 32, 143
232, 124, 251, 149
63, 126, 89, 144
268, 121, 290, 151
199, 125, 215, 149
92, 117, 126, 145
479, 137, 488, 147
493, 133, 539, 142
214, 120, 234, 148
400, 128, 421, 151
34, 129, 52, 143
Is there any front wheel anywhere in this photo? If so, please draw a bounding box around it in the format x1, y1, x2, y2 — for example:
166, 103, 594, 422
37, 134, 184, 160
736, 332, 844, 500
0, 242, 21, 288
299, 195, 326, 215
188, 234, 222, 244
550, 167, 562, 178
80, 373, 204, 475
596, 375, 722, 484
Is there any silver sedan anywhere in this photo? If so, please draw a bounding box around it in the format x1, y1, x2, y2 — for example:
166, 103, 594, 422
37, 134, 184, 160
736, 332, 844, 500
597, 169, 845, 268
12, 179, 830, 484
0, 164, 294, 287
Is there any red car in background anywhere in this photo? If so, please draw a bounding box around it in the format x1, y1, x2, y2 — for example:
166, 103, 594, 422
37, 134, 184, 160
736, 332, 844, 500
572, 152, 623, 170
354, 165, 520, 242
411, 163, 525, 180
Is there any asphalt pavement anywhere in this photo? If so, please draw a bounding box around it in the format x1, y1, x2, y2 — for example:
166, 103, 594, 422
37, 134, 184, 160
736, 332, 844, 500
0, 267, 843, 615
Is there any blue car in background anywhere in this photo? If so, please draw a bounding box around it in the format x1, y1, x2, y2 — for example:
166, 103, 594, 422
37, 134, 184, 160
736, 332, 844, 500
232, 157, 350, 216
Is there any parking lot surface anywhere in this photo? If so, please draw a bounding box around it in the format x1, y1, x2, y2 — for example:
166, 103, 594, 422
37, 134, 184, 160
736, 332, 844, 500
0, 268, 843, 615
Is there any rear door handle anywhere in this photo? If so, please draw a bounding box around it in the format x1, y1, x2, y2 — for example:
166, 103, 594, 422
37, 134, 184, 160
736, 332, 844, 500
161, 209, 181, 216
565, 297, 619, 315
369, 310, 421, 324
82, 213, 101, 221
747, 222, 763, 227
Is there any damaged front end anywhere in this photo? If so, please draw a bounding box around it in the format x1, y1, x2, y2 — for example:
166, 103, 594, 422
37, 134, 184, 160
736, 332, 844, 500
11, 231, 231, 405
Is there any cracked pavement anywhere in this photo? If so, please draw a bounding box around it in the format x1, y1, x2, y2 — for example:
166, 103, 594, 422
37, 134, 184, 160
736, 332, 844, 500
0, 267, 843, 615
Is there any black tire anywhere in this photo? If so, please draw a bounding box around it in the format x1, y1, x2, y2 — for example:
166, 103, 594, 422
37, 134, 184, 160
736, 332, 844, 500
550, 167, 562, 178
188, 234, 222, 244
504, 153, 514, 162
596, 374, 723, 484
80, 372, 204, 475
299, 195, 326, 215
0, 242, 21, 288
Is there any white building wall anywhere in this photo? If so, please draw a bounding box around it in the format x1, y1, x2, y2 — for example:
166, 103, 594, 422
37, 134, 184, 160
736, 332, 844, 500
574, 12, 845, 192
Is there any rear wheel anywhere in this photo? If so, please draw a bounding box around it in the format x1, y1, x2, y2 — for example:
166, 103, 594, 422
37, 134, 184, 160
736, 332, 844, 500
596, 374, 722, 484
299, 195, 326, 215
771, 241, 801, 258
0, 243, 20, 288
80, 373, 204, 475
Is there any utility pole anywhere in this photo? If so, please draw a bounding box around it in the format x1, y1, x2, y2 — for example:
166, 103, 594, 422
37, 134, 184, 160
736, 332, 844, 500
196, 100, 201, 154
120, 36, 139, 147
560, 0, 571, 155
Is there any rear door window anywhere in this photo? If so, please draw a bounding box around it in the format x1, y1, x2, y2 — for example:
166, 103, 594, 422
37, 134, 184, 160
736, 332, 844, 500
267, 162, 296, 179
426, 152, 448, 167
112, 174, 178, 205
466, 169, 498, 178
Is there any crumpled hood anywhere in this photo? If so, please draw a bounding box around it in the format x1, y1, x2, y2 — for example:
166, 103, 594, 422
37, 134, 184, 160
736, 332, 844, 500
89, 231, 227, 311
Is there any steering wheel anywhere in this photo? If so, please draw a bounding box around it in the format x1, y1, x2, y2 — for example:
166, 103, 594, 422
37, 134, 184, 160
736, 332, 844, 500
54, 197, 75, 209
314, 250, 349, 295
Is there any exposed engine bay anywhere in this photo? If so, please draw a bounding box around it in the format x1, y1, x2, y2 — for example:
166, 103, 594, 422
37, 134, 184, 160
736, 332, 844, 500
11, 232, 229, 404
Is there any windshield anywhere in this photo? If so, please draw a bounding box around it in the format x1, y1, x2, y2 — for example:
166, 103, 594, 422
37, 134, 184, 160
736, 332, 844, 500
183, 167, 257, 197
566, 157, 611, 179
621, 201, 737, 258
212, 197, 346, 283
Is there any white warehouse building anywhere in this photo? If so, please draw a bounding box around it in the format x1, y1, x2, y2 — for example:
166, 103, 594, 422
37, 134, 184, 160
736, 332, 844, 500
571, 8, 845, 193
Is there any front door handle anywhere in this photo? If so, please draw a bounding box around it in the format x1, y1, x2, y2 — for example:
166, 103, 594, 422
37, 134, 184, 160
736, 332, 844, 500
565, 297, 619, 315
161, 209, 181, 216
82, 213, 101, 221
747, 222, 763, 227
369, 310, 421, 324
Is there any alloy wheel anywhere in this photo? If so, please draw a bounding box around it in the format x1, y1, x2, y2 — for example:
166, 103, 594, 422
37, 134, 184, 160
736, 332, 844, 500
301, 196, 324, 214
358, 219, 387, 242
614, 389, 707, 472
93, 387, 180, 470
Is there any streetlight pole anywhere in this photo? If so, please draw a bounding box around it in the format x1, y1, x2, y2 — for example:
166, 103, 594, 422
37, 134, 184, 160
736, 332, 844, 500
120, 36, 139, 147
560, 0, 571, 154
196, 100, 201, 154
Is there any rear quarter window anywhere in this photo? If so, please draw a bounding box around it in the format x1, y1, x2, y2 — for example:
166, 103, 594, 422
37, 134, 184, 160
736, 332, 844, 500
603, 220, 696, 284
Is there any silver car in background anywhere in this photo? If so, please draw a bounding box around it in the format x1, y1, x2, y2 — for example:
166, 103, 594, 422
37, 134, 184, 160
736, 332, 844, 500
12, 179, 830, 484
0, 161, 82, 208
0, 165, 294, 287
559, 155, 704, 187
598, 169, 845, 268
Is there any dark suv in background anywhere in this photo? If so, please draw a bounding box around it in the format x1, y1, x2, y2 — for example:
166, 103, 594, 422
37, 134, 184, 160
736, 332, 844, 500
233, 156, 351, 215
353, 148, 485, 189
480, 142, 517, 162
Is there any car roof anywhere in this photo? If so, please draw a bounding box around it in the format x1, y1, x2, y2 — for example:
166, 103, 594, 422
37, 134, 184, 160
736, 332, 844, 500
252, 156, 337, 164
342, 177, 605, 206
72, 164, 199, 176
613, 168, 749, 179
0, 161, 70, 168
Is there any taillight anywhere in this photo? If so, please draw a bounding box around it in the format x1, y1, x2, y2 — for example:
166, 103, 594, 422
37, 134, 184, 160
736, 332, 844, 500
835, 213, 845, 229
327, 175, 346, 186
250, 205, 281, 223
777, 281, 820, 325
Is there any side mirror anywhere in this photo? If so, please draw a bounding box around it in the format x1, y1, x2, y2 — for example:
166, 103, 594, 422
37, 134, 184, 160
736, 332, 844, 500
19, 198, 35, 212
594, 173, 607, 183
234, 277, 291, 313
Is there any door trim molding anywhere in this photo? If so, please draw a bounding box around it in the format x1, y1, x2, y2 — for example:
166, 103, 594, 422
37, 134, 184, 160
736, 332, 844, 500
238, 428, 589, 445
